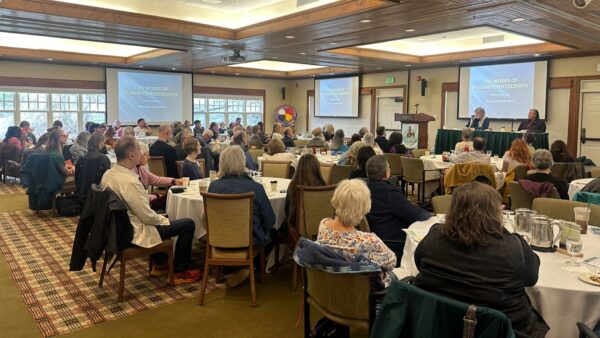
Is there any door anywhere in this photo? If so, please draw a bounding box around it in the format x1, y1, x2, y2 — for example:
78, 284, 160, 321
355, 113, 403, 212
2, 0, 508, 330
580, 90, 600, 164
376, 88, 404, 131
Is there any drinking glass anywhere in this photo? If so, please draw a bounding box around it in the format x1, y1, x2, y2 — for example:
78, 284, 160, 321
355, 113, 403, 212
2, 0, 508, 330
503, 210, 515, 233
565, 239, 583, 266
486, 150, 492, 156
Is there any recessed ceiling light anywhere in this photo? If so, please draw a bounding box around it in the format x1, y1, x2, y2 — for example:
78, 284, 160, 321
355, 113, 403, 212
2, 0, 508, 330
360, 19, 372, 23
235, 73, 240, 75
299, 52, 307, 55
533, 53, 541, 57
405, 29, 416, 32
285, 35, 295, 39
46, 58, 53, 61
459, 60, 468, 63
195, 47, 204, 50
512, 18, 525, 22
272, 56, 279, 59
138, 65, 144, 68
171, 67, 177, 70
210, 71, 215, 74
376, 67, 383, 70
405, 64, 412, 67
328, 42, 337, 45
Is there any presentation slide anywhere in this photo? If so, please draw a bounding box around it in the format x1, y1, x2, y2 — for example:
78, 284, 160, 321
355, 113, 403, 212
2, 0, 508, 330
458, 61, 547, 120
315, 76, 359, 117
106, 68, 193, 125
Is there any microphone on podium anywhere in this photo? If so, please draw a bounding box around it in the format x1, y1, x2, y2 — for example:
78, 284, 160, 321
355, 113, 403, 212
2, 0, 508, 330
414, 103, 420, 114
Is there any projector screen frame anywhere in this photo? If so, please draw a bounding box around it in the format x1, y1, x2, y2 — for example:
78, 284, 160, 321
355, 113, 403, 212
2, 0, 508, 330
105, 67, 195, 126
313, 73, 362, 119
456, 58, 550, 122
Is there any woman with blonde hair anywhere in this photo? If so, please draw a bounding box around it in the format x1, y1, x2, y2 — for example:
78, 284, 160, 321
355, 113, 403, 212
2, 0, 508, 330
317, 179, 396, 286
502, 138, 531, 173
338, 141, 365, 167
414, 182, 546, 338
263, 138, 297, 168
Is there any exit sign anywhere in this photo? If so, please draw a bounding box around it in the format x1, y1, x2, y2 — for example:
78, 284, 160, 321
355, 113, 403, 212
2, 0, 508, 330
386, 76, 395, 84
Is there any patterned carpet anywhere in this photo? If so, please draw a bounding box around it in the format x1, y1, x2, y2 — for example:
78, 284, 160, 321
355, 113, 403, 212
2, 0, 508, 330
0, 210, 223, 337
0, 182, 26, 194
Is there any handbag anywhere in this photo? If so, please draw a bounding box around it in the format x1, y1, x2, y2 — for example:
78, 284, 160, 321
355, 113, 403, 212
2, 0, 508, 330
55, 195, 82, 216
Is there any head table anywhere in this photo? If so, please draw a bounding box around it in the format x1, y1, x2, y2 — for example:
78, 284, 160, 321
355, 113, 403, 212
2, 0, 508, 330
394, 217, 600, 338
165, 177, 290, 240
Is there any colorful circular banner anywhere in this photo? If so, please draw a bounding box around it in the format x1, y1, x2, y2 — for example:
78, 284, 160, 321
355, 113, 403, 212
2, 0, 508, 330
273, 104, 298, 126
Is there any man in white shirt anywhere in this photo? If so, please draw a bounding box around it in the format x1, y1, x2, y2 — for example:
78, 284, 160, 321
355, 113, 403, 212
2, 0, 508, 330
101, 136, 200, 284
449, 137, 491, 164
133, 118, 152, 136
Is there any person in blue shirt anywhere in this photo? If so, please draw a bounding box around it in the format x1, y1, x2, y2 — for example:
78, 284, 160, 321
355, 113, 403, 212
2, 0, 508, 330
181, 137, 203, 180
466, 106, 490, 130
329, 129, 349, 155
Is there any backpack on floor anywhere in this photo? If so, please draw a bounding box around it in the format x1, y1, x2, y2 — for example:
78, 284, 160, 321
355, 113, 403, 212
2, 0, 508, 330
56, 195, 82, 217
311, 317, 348, 338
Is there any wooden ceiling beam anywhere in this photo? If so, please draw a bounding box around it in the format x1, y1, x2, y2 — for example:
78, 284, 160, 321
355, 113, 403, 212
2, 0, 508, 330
0, 46, 125, 64
421, 42, 573, 63
325, 47, 421, 63
126, 49, 182, 64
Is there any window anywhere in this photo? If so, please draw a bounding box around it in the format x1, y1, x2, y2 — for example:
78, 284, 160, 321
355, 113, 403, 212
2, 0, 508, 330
0, 90, 106, 140
193, 94, 263, 130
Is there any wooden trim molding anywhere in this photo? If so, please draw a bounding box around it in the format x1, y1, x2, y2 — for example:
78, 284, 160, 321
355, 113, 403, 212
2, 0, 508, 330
193, 86, 265, 97
568, 79, 580, 156
306, 89, 315, 131
0, 76, 105, 90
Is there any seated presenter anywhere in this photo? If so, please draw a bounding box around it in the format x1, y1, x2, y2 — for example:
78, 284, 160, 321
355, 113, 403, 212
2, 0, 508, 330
465, 107, 489, 130
517, 109, 546, 132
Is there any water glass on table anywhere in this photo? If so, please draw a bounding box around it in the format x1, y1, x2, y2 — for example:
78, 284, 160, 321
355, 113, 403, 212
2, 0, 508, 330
574, 207, 591, 234
565, 239, 583, 266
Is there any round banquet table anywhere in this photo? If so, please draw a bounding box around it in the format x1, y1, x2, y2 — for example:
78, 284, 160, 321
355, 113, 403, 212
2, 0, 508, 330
165, 177, 290, 240
420, 155, 506, 190
394, 217, 600, 338
569, 178, 594, 200
136, 136, 158, 145
257, 153, 339, 170
434, 129, 549, 155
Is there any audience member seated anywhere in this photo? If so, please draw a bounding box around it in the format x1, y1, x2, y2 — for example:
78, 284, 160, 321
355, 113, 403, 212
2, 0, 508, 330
47, 129, 74, 183
502, 138, 531, 173
4, 126, 23, 152
365, 156, 430, 262
19, 120, 36, 145
550, 140, 575, 163
375, 126, 390, 153
133, 118, 152, 136
413, 182, 548, 338
134, 142, 180, 211
181, 137, 204, 180
249, 125, 264, 149
285, 153, 326, 231
271, 122, 283, 141
149, 124, 179, 178
358, 127, 368, 137
338, 141, 364, 167
113, 120, 122, 137
454, 129, 473, 153
75, 131, 111, 203
317, 179, 396, 286
208, 146, 275, 287
70, 132, 89, 165
193, 120, 204, 139
175, 128, 193, 161
388, 131, 412, 156
518, 109, 546, 133
218, 122, 227, 135
231, 132, 257, 170
349, 146, 376, 179
263, 138, 297, 169
102, 137, 199, 284
362, 132, 384, 155
328, 129, 349, 155
323, 124, 335, 142
121, 126, 135, 137
449, 137, 491, 164
307, 127, 328, 148
523, 149, 568, 199
523, 133, 535, 155
171, 121, 183, 144
348, 133, 362, 146
281, 127, 295, 149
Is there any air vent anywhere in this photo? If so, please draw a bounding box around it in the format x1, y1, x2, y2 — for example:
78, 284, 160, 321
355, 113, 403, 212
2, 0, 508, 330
482, 35, 505, 44
531, 17, 600, 44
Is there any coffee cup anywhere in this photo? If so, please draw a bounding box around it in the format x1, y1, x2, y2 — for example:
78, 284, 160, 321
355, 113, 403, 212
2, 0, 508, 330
181, 177, 190, 187
270, 180, 278, 193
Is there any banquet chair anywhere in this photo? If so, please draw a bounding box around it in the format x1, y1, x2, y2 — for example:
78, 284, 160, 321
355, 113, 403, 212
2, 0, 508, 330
329, 164, 354, 185
401, 157, 440, 203
310, 147, 329, 155
148, 156, 167, 177
358, 217, 371, 232
320, 163, 333, 184
590, 169, 600, 178
371, 280, 514, 338
508, 181, 559, 211
384, 153, 405, 179
262, 160, 291, 179
513, 165, 529, 181
248, 149, 264, 167
577, 322, 599, 338
532, 198, 600, 225
412, 149, 428, 158
293, 139, 309, 148
303, 268, 385, 336
444, 163, 496, 195
432, 195, 452, 215
175, 159, 206, 178
199, 191, 265, 307
291, 184, 336, 291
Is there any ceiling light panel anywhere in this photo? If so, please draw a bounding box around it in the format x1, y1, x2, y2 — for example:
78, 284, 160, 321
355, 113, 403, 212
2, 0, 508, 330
228, 60, 326, 71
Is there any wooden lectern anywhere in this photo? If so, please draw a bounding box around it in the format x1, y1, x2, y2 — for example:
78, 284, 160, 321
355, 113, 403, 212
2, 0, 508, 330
394, 113, 436, 149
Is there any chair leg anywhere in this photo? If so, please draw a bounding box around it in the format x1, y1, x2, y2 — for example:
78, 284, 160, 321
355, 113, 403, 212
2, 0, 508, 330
303, 272, 311, 338
118, 258, 126, 302
292, 262, 298, 292
148, 255, 153, 274
167, 249, 174, 286
198, 261, 210, 305
249, 260, 257, 307
260, 247, 266, 286
98, 255, 108, 287
273, 241, 280, 273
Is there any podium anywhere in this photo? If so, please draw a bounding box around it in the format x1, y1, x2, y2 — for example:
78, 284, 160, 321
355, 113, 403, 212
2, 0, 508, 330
394, 113, 436, 149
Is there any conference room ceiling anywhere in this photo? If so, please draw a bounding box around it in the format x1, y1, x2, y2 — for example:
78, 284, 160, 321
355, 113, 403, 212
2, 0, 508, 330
0, 0, 600, 78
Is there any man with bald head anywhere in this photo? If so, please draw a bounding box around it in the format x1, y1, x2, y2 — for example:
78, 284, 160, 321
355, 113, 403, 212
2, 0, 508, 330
149, 124, 179, 178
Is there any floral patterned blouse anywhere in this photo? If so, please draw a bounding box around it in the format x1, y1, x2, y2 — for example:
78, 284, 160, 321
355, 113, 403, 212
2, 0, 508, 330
317, 218, 397, 286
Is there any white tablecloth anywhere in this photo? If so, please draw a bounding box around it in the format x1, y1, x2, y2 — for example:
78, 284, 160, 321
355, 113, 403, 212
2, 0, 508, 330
165, 177, 290, 240
136, 136, 158, 145
394, 217, 600, 338
257, 154, 339, 170
420, 155, 506, 190
569, 178, 594, 200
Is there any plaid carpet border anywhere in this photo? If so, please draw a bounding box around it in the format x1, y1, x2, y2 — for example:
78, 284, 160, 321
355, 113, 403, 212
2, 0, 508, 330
0, 182, 26, 194
0, 210, 222, 337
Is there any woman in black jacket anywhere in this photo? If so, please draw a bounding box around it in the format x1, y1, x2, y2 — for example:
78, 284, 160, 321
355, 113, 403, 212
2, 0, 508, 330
414, 182, 548, 338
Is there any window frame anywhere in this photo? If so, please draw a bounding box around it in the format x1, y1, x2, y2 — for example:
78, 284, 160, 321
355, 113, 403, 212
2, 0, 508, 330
192, 93, 264, 129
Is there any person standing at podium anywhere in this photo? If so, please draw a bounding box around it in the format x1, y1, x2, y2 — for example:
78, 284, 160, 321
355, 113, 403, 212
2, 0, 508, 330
466, 107, 489, 130
518, 109, 546, 132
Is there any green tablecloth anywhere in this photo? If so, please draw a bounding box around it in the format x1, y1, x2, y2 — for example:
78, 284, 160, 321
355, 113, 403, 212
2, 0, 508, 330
434, 129, 549, 155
